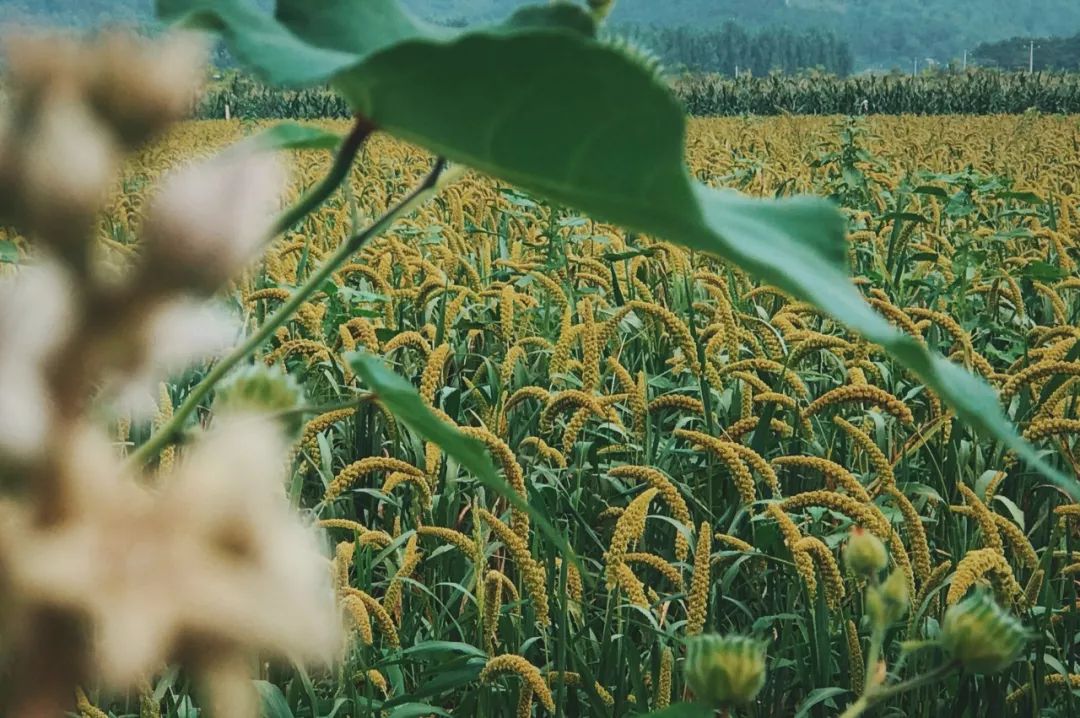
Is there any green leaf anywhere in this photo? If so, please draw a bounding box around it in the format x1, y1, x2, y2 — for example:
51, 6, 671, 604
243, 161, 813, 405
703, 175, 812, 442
253, 680, 295, 718
345, 351, 580, 562
162, 0, 1078, 498
386, 704, 452, 718
380, 662, 484, 709
794, 687, 850, 718
0, 240, 17, 264
240, 122, 343, 152
634, 703, 714, 718
400, 640, 488, 659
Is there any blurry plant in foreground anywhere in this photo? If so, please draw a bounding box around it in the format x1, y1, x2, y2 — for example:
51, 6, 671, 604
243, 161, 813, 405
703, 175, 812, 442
834, 528, 1027, 718
0, 30, 340, 717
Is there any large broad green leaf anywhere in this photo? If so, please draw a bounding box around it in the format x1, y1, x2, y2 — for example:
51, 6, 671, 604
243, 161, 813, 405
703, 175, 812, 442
386, 704, 452, 718
345, 352, 580, 561
794, 687, 851, 718
253, 680, 295, 718
0, 240, 18, 264
160, 0, 1077, 498
240, 122, 342, 152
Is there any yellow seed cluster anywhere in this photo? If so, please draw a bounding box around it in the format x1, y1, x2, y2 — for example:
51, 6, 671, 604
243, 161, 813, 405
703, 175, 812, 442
481, 654, 555, 712
947, 548, 1025, 606
608, 466, 691, 561
686, 521, 712, 636
846, 620, 864, 695
325, 457, 423, 501
655, 647, 673, 710
606, 488, 659, 570
478, 508, 550, 628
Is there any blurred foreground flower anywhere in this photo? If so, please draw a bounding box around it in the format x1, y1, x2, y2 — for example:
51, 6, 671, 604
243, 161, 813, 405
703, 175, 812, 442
0, 262, 73, 461
141, 151, 285, 294
0, 415, 340, 687
685, 634, 768, 707
941, 589, 1028, 674
0, 28, 339, 718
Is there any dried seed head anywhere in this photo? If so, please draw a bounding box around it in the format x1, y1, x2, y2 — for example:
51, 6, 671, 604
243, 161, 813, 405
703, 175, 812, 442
0, 418, 341, 687
88, 31, 207, 147
684, 634, 768, 707
141, 151, 284, 293
110, 300, 238, 418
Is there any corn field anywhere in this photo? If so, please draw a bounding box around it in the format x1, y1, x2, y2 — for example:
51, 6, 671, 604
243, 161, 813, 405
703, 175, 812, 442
675, 72, 1080, 116
6, 113, 1077, 716
195, 71, 1080, 120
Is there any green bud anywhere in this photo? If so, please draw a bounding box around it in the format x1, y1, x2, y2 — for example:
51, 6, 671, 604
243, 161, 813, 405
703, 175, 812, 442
843, 526, 888, 577
941, 589, 1028, 674
685, 634, 768, 707
213, 364, 305, 436
868, 568, 909, 626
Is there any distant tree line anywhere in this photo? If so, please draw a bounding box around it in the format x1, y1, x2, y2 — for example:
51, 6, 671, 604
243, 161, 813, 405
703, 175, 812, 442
972, 34, 1080, 71
615, 23, 855, 77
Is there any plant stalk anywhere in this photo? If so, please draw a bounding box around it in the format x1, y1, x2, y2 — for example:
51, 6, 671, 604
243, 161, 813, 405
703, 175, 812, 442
129, 158, 452, 467
839, 661, 959, 718
268, 116, 375, 240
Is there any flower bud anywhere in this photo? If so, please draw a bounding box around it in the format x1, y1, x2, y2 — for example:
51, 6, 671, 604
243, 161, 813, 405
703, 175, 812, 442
685, 634, 768, 707
213, 365, 305, 437
941, 589, 1027, 674
843, 526, 887, 577
141, 151, 284, 294
868, 568, 909, 626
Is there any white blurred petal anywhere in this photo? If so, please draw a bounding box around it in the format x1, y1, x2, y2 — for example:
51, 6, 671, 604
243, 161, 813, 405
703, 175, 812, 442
0, 260, 75, 363
0, 261, 74, 458
145, 299, 239, 369
143, 151, 285, 286
23, 94, 116, 230
108, 300, 239, 418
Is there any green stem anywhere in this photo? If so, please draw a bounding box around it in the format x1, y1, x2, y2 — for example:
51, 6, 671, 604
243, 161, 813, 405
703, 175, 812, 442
268, 116, 375, 239
864, 625, 885, 691
839, 661, 959, 718
129, 158, 452, 468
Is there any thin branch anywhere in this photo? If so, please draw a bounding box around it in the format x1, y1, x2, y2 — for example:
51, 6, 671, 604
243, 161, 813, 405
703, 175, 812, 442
129, 158, 453, 468
268, 115, 376, 239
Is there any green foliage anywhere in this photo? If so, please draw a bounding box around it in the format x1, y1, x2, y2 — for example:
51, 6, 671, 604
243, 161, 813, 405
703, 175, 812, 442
198, 70, 1080, 120
614, 23, 854, 77
239, 121, 343, 152
973, 33, 1080, 71
346, 351, 577, 563
676, 71, 1080, 116
167, 0, 1075, 493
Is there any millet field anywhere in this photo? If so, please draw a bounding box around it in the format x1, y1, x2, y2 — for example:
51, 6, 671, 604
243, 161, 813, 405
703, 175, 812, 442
6, 113, 1075, 716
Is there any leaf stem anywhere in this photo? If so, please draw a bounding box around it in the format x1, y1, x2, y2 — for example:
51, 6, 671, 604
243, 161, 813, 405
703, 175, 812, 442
268, 115, 376, 239
129, 157, 452, 468
839, 661, 959, 718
